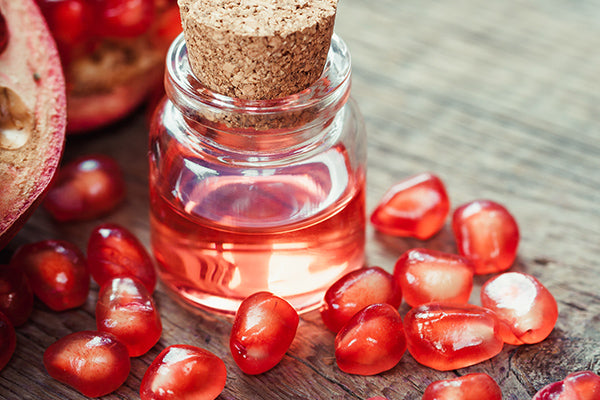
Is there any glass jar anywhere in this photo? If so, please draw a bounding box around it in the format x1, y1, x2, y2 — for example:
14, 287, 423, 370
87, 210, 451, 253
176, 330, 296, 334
149, 32, 366, 314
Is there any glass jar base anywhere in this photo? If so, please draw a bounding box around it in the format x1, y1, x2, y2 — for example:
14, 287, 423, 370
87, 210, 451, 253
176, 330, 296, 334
159, 276, 333, 315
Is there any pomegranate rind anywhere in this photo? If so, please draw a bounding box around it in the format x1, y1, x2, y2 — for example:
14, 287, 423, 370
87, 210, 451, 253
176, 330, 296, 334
0, 0, 66, 249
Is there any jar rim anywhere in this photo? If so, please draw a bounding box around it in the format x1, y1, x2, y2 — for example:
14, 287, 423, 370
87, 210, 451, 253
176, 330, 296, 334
166, 32, 351, 116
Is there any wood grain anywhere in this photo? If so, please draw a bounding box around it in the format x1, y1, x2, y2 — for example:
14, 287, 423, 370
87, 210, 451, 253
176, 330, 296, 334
1, 0, 599, 398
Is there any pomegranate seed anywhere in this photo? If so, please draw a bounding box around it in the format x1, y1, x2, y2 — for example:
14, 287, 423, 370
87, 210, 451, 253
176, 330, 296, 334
87, 223, 156, 293
35, 0, 90, 47
335, 303, 407, 376
393, 248, 474, 307
423, 373, 502, 400
0, 10, 8, 55
43, 155, 126, 222
532, 371, 600, 400
404, 302, 504, 371
370, 173, 450, 240
452, 199, 519, 274
0, 312, 16, 371
0, 264, 34, 326
320, 267, 402, 333
10, 240, 90, 311
96, 277, 162, 357
481, 272, 558, 345
94, 0, 155, 38
140, 344, 227, 400
230, 292, 299, 375
44, 330, 130, 398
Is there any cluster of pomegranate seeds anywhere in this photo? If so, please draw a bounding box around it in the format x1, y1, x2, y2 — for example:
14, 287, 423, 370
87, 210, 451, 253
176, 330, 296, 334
393, 248, 474, 307
0, 312, 16, 371
481, 272, 558, 345
0, 10, 7, 55
404, 302, 503, 371
452, 199, 519, 274
10, 240, 90, 311
87, 223, 156, 292
532, 371, 600, 400
96, 277, 162, 357
370, 173, 449, 240
422, 373, 502, 400
35, 0, 90, 49
320, 267, 402, 333
334, 303, 406, 376
230, 292, 299, 375
43, 155, 126, 222
44, 330, 131, 398
140, 344, 227, 400
0, 265, 33, 326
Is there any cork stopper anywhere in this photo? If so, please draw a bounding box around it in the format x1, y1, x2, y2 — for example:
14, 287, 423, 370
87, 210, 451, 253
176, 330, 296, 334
178, 0, 338, 100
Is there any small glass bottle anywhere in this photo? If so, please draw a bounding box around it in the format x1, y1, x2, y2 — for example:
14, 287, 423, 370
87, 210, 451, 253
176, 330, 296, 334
149, 33, 366, 314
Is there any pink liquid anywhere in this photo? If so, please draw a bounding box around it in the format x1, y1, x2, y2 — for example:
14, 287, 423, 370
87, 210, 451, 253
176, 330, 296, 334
150, 144, 366, 314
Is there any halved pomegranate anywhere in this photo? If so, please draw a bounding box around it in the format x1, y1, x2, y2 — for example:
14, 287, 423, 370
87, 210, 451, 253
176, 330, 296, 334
0, 0, 66, 249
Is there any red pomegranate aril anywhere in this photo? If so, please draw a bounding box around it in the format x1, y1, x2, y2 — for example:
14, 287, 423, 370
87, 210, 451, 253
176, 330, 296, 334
371, 173, 450, 240
481, 272, 558, 345
94, 0, 155, 38
44, 331, 130, 397
230, 292, 299, 375
140, 344, 227, 400
452, 199, 519, 274
0, 264, 33, 326
0, 312, 16, 371
422, 373, 502, 400
320, 267, 402, 333
11, 240, 89, 311
532, 371, 600, 400
335, 303, 407, 376
404, 302, 503, 371
0, 10, 7, 54
96, 276, 161, 357
43, 154, 125, 222
393, 248, 474, 307
87, 223, 156, 292
35, 0, 90, 48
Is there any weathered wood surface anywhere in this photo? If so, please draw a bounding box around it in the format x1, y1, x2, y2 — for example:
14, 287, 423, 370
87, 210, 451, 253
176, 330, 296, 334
1, 0, 599, 398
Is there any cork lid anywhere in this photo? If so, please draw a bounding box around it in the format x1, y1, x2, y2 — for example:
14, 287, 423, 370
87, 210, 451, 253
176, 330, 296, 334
178, 0, 338, 100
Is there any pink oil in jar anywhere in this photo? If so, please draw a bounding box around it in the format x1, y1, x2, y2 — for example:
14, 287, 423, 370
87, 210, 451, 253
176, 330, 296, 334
149, 34, 366, 314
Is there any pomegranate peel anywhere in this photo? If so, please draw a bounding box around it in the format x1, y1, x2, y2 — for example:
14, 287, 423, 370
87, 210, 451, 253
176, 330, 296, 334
0, 0, 66, 249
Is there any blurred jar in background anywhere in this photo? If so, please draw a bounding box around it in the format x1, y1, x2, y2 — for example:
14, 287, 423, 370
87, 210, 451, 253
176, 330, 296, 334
36, 0, 181, 133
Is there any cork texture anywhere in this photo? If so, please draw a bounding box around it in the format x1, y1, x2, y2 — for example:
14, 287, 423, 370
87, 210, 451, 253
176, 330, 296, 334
178, 0, 338, 100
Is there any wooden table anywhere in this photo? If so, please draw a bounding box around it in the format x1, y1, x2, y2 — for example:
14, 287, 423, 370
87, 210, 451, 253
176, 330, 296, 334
2, 0, 599, 398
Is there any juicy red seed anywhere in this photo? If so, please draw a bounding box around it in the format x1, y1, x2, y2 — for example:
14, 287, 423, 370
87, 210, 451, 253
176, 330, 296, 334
393, 248, 474, 307
0, 312, 16, 371
532, 371, 600, 400
423, 373, 502, 400
96, 276, 162, 357
94, 0, 155, 38
140, 344, 227, 400
0, 10, 8, 55
452, 199, 519, 274
0, 264, 34, 326
481, 272, 558, 345
10, 240, 90, 311
44, 331, 130, 398
43, 154, 126, 222
370, 172, 450, 240
87, 223, 156, 292
230, 292, 299, 375
320, 266, 402, 333
335, 303, 407, 376
404, 302, 504, 371
36, 0, 90, 47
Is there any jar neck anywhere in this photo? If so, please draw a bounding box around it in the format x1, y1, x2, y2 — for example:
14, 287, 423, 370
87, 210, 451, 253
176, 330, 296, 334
164, 33, 352, 152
